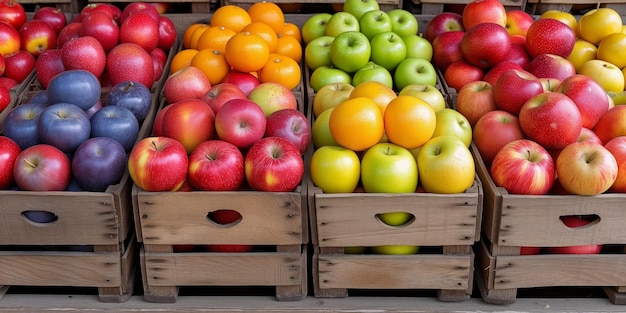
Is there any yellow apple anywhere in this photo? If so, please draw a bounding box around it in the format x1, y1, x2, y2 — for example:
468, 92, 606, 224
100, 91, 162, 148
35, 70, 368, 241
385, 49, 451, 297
416, 135, 475, 194
310, 145, 360, 193
578, 8, 623, 45
313, 82, 354, 117
371, 245, 419, 255
377, 212, 412, 226
540, 10, 577, 31
597, 32, 626, 69
578, 59, 625, 92
312, 108, 340, 148
568, 39, 597, 71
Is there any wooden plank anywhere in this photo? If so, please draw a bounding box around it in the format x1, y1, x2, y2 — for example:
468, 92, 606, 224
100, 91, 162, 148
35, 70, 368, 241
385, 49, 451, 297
317, 254, 472, 290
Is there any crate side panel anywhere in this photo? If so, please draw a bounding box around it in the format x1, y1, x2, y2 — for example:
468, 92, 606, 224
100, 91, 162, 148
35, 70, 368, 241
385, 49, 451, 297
317, 254, 473, 290
143, 252, 304, 286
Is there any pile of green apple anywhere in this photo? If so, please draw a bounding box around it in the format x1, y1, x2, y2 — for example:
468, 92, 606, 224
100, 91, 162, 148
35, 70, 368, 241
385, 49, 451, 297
302, 0, 435, 92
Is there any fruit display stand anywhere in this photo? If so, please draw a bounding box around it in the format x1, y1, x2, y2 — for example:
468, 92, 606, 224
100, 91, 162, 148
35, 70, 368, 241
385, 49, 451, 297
0, 71, 36, 132
220, 0, 402, 11
88, 0, 216, 13
525, 0, 626, 15
18, 0, 77, 13
307, 168, 483, 300
472, 142, 626, 305
411, 0, 524, 14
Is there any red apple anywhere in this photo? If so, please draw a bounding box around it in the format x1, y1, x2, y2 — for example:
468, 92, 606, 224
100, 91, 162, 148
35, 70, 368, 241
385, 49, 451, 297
151, 103, 170, 136
265, 108, 311, 155
221, 70, 261, 96
56, 22, 81, 48
431, 30, 464, 71
526, 53, 576, 81
490, 139, 555, 195
578, 127, 603, 145
106, 42, 155, 89
128, 136, 189, 192
0, 76, 16, 90
554, 74, 609, 129
206, 244, 253, 253
505, 9, 534, 37
545, 216, 602, 254
593, 105, 626, 144
79, 11, 120, 52
13, 144, 71, 191
556, 141, 617, 195
473, 110, 525, 165
0, 20, 20, 56
605, 136, 626, 192
0, 0, 26, 29
0, 85, 8, 111
61, 35, 106, 78
501, 43, 531, 69
201, 82, 247, 115
187, 139, 244, 191
163, 66, 211, 104
247, 82, 298, 116
443, 59, 484, 92
424, 12, 464, 43
150, 47, 166, 82
160, 98, 216, 154
519, 92, 583, 150
120, 1, 160, 23
244, 136, 304, 192
0, 135, 20, 189
157, 15, 176, 51
525, 17, 575, 58
462, 0, 506, 29
493, 69, 544, 116
461, 22, 512, 69
35, 48, 64, 89
119, 12, 159, 53
539, 77, 562, 92
3, 50, 35, 83
33, 6, 66, 34
214, 98, 267, 149
482, 60, 524, 87
455, 80, 496, 127
19, 19, 57, 57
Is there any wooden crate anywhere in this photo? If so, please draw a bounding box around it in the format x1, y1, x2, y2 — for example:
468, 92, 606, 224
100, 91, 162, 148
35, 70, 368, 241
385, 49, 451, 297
19, 0, 78, 13
472, 143, 626, 305
85, 0, 215, 13
221, 0, 402, 11
413, 0, 525, 14
526, 0, 626, 15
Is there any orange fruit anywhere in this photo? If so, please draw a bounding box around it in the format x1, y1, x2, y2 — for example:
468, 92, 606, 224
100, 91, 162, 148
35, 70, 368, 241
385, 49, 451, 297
259, 54, 301, 90
247, 1, 285, 34
188, 24, 211, 49
275, 35, 302, 63
183, 23, 207, 49
210, 5, 251, 33
278, 22, 302, 43
349, 81, 397, 115
170, 48, 199, 73
196, 26, 237, 53
329, 97, 384, 151
242, 22, 279, 53
225, 31, 270, 73
190, 49, 230, 85
383, 95, 436, 150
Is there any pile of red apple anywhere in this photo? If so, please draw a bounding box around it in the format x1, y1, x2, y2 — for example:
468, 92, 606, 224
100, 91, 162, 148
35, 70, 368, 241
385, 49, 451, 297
128, 73, 310, 193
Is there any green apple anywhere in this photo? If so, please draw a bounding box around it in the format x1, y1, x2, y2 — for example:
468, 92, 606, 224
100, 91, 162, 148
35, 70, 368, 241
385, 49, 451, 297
312, 107, 340, 148
359, 10, 392, 40
360, 142, 418, 193
402, 34, 433, 61
432, 108, 472, 147
342, 0, 380, 20
370, 31, 407, 71
313, 82, 355, 117
387, 9, 419, 37
417, 135, 475, 194
352, 61, 393, 89
325, 12, 360, 37
302, 13, 332, 45
330, 31, 371, 74
394, 57, 438, 91
305, 35, 334, 70
310, 145, 361, 193
309, 65, 352, 92
377, 212, 413, 226
371, 245, 419, 255
398, 83, 446, 112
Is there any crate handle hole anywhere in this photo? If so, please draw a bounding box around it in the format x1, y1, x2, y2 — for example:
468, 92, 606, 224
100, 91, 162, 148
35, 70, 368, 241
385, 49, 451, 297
375, 212, 415, 228
21, 210, 58, 225
559, 214, 600, 229
207, 209, 242, 227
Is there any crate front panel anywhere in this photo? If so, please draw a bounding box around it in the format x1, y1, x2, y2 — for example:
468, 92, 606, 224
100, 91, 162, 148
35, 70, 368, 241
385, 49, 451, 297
0, 251, 123, 287
313, 187, 480, 247
135, 189, 305, 245
317, 253, 473, 290
143, 250, 305, 286
0, 192, 120, 245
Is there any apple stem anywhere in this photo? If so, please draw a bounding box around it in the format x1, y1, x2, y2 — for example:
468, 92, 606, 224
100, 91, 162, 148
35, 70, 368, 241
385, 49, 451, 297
23, 159, 37, 168
123, 81, 135, 91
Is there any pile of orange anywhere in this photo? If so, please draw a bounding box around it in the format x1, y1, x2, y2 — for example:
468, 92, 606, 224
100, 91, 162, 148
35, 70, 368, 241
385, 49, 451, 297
172, 1, 302, 90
